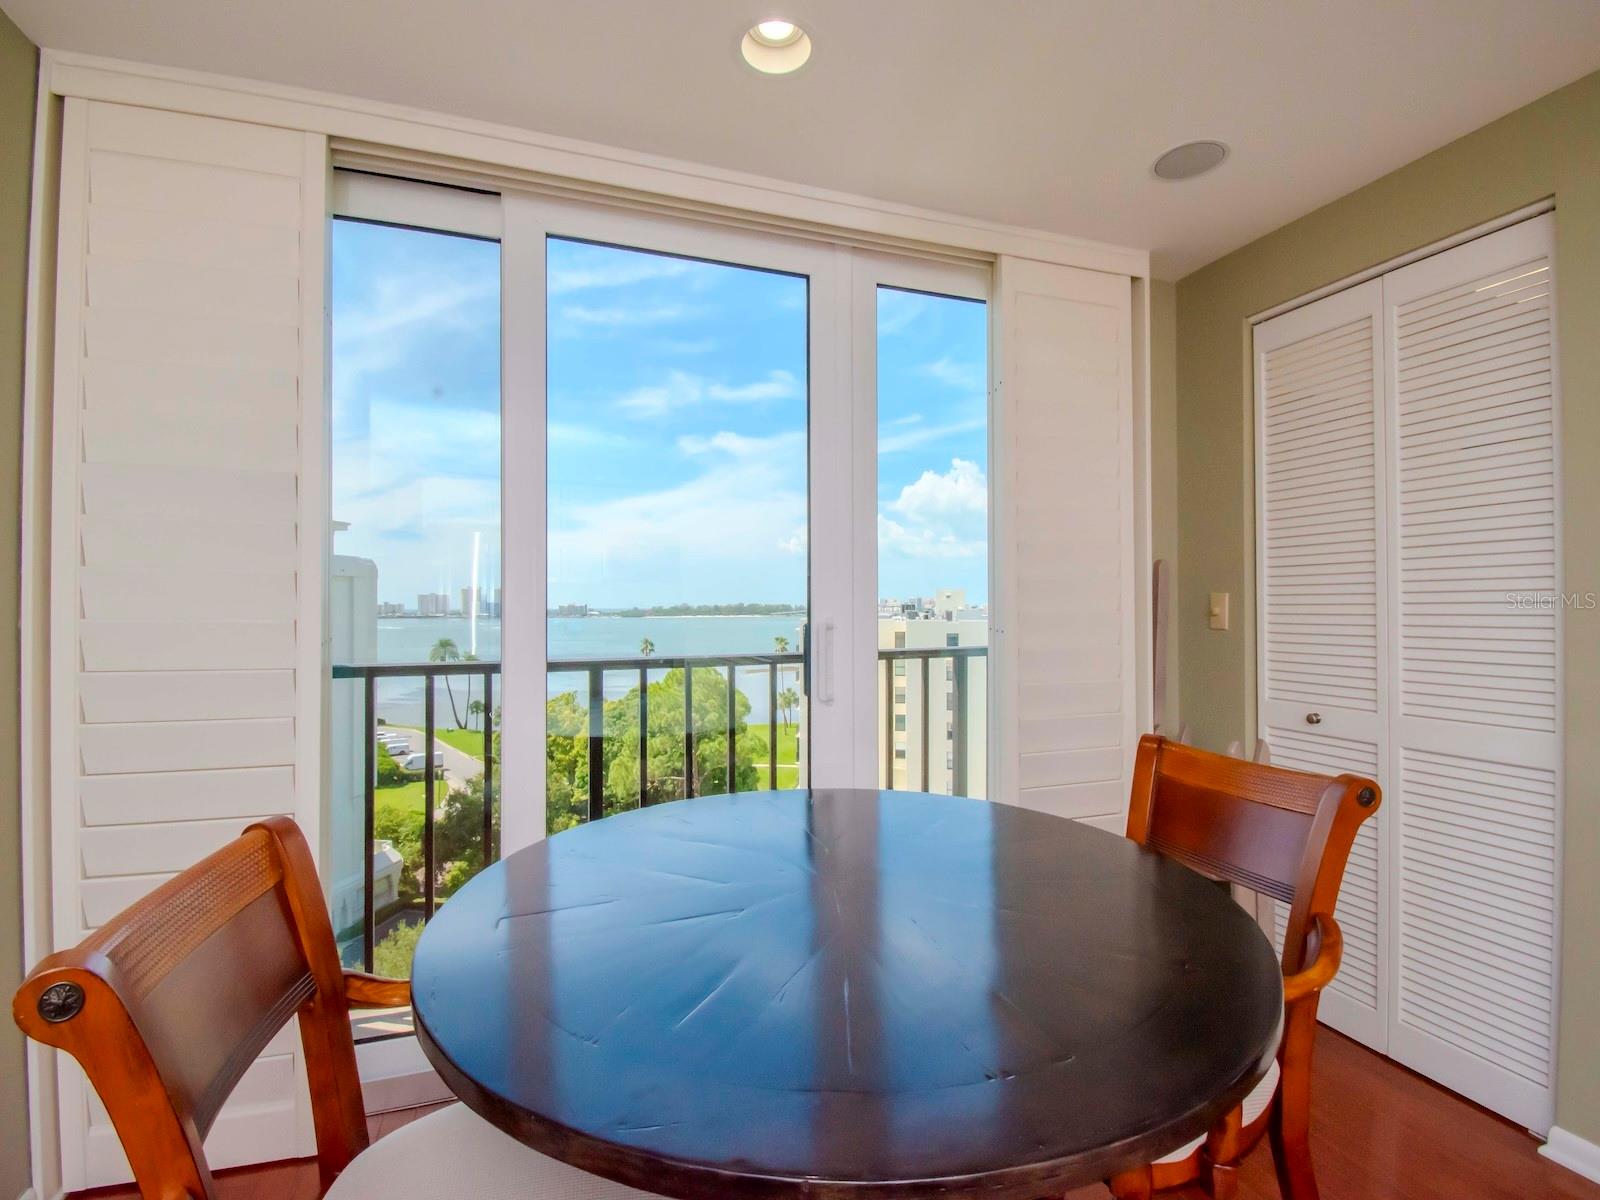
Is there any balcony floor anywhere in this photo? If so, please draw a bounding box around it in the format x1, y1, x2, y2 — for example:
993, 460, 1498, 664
69, 1028, 1597, 1200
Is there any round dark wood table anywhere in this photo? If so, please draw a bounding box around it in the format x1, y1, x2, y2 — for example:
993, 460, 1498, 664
411, 788, 1282, 1199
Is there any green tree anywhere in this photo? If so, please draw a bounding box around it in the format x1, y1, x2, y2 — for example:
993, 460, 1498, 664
543, 667, 766, 837
639, 637, 655, 657
375, 742, 408, 787
429, 637, 465, 729
545, 691, 589, 834
773, 635, 789, 654
434, 775, 499, 898
372, 919, 424, 979
467, 698, 485, 730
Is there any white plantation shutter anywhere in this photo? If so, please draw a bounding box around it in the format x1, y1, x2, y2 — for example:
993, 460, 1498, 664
48, 99, 326, 1188
993, 258, 1137, 829
1384, 215, 1558, 1131
1254, 280, 1388, 1049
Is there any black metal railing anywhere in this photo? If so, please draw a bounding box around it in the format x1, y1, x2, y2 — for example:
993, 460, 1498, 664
547, 651, 806, 820
879, 646, 987, 796
333, 660, 499, 972
333, 644, 986, 973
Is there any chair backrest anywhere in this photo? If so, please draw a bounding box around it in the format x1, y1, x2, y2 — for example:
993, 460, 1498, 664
12, 817, 369, 1199
1126, 734, 1380, 975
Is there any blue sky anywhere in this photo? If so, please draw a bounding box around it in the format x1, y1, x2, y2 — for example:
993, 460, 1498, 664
331, 222, 988, 611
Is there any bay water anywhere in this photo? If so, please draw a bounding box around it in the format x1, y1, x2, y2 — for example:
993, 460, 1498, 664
365, 614, 808, 727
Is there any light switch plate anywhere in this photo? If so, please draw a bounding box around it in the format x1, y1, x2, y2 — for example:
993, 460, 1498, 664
1209, 591, 1230, 631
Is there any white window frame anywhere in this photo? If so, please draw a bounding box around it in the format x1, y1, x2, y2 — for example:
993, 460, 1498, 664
327, 171, 506, 1108
851, 252, 994, 794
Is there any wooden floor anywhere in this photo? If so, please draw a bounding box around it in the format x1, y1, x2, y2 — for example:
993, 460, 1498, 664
74, 1028, 1598, 1200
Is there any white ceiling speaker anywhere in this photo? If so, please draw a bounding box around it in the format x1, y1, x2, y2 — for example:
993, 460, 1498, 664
1152, 141, 1229, 181
741, 19, 812, 75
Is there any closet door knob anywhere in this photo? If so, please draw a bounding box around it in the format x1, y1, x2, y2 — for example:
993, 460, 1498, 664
1305, 712, 1322, 726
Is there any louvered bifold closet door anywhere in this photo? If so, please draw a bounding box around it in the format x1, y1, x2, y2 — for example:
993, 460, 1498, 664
1254, 280, 1389, 1050
1383, 214, 1558, 1133
992, 258, 1137, 831
49, 100, 326, 1188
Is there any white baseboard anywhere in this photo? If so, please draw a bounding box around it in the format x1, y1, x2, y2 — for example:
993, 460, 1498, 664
1541, 1126, 1600, 1185
355, 1036, 453, 1113
17, 1188, 38, 1200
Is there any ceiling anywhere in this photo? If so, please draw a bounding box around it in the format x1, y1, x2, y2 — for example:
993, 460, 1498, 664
7, 0, 1600, 278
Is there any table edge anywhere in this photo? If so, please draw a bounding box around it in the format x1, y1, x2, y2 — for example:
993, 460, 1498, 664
414, 994, 1282, 1200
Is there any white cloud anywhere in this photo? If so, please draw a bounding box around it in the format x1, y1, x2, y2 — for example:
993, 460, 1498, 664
616, 370, 705, 417
548, 255, 691, 296
877, 515, 985, 559
558, 303, 703, 329
889, 458, 987, 521
707, 370, 801, 402
877, 288, 928, 336
332, 275, 497, 396
548, 428, 807, 604
549, 422, 631, 448
677, 429, 805, 459
879, 416, 986, 454
654, 336, 718, 355
878, 459, 987, 561
779, 525, 808, 555
618, 369, 802, 418
918, 357, 985, 391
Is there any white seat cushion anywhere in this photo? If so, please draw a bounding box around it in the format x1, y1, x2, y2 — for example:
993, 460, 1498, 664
1153, 1058, 1280, 1165
328, 1103, 668, 1200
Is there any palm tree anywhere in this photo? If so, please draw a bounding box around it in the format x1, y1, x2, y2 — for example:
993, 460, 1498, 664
429, 638, 464, 729
467, 699, 485, 731
778, 687, 800, 729
773, 635, 789, 654
640, 637, 655, 657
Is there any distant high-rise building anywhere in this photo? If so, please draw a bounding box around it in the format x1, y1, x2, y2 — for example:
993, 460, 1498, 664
877, 603, 987, 798
416, 592, 449, 616
461, 586, 480, 617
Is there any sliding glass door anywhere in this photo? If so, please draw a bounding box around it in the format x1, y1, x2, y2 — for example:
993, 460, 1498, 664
328, 174, 994, 868
543, 232, 812, 830
865, 267, 990, 797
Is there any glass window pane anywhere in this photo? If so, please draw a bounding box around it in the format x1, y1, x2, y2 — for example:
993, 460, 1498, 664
330, 215, 503, 987
876, 286, 988, 796
545, 237, 809, 832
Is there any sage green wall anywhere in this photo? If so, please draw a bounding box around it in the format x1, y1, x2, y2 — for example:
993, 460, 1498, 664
0, 9, 37, 1196
1175, 68, 1600, 1142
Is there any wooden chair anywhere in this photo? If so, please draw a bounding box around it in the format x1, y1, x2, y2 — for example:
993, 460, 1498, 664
12, 816, 663, 1200
1108, 735, 1381, 1200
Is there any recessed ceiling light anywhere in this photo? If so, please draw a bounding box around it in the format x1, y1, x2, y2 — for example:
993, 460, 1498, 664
1152, 141, 1229, 182
753, 19, 802, 46
742, 18, 812, 74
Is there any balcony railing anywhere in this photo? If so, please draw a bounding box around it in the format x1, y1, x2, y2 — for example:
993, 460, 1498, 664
332, 644, 986, 975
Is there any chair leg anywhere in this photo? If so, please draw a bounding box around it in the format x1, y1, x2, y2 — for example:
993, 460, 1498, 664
1207, 1160, 1240, 1200
1108, 1164, 1153, 1200
1268, 1087, 1319, 1200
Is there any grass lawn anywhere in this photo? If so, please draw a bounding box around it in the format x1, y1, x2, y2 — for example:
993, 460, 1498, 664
374, 780, 426, 819
751, 763, 802, 789
750, 722, 801, 789
384, 724, 488, 760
